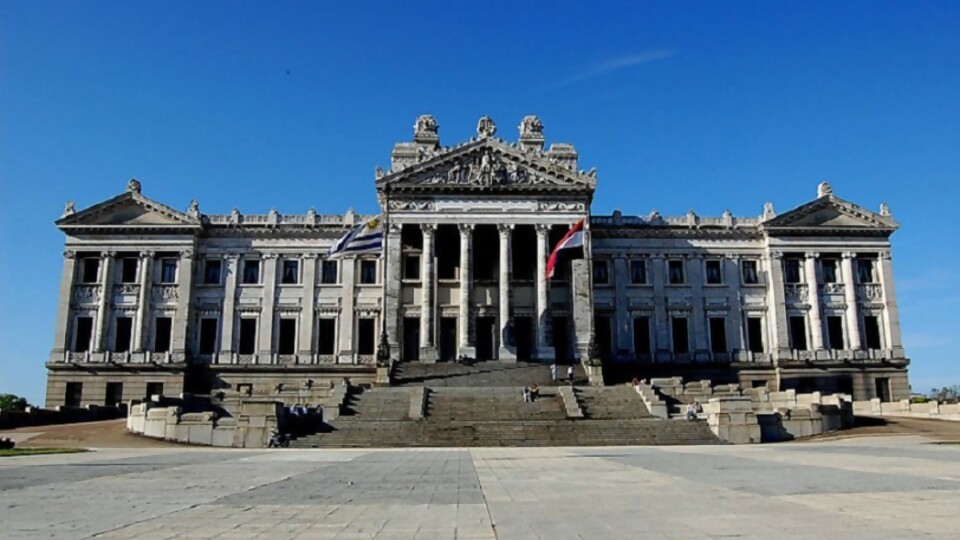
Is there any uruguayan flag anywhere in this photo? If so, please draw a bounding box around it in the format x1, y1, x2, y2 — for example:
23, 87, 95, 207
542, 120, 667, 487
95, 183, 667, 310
327, 216, 383, 257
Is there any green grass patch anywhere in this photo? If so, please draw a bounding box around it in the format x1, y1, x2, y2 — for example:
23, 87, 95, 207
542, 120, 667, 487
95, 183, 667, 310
0, 447, 89, 457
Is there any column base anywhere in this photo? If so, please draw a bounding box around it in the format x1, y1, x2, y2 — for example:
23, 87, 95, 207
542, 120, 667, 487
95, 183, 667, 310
419, 347, 438, 364
498, 347, 517, 363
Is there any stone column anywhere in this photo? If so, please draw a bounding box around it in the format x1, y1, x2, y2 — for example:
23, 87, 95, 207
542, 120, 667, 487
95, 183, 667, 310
384, 224, 402, 359
134, 251, 154, 351
535, 224, 552, 360
51, 250, 77, 359
258, 253, 278, 363
419, 224, 437, 362
93, 251, 114, 352
337, 257, 357, 363
724, 254, 744, 355
171, 249, 195, 362
571, 223, 594, 363
877, 250, 904, 357
650, 254, 670, 362
765, 251, 791, 359
805, 252, 824, 351
219, 255, 239, 363
458, 224, 475, 358
498, 223, 515, 362
612, 255, 630, 354
689, 255, 710, 361
841, 252, 862, 350
298, 254, 318, 364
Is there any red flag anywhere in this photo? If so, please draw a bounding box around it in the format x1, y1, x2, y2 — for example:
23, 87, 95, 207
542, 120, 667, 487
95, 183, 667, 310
545, 218, 585, 280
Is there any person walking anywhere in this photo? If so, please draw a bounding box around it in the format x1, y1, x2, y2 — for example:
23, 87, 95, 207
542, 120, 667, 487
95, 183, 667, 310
566, 365, 575, 385
550, 363, 558, 382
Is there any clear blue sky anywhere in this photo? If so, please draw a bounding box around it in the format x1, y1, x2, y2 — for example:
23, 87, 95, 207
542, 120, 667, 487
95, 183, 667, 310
1, 2, 958, 404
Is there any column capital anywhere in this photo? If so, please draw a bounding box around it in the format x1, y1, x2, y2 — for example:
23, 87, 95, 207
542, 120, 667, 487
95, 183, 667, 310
302, 252, 321, 260
650, 253, 666, 260
223, 253, 241, 262
139, 250, 155, 259
497, 223, 514, 235
879, 250, 892, 260
841, 251, 857, 260
723, 252, 740, 260
458, 223, 475, 235
180, 249, 195, 260
420, 223, 437, 234
100, 250, 116, 259
64, 250, 77, 260
535, 223, 552, 234
805, 251, 820, 259
261, 252, 278, 260
768, 250, 784, 260
388, 222, 403, 234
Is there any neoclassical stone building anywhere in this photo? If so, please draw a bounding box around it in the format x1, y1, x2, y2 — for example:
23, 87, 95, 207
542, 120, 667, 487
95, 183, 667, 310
46, 115, 910, 407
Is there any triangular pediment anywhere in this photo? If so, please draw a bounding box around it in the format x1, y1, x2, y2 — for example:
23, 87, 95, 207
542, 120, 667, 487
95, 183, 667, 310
762, 195, 897, 234
376, 139, 596, 193
57, 191, 201, 230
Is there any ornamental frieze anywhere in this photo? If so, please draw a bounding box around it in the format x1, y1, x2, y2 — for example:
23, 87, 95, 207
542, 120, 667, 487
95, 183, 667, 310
151, 285, 179, 303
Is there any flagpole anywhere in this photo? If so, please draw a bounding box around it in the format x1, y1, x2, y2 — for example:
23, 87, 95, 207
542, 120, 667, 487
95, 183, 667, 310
376, 187, 392, 372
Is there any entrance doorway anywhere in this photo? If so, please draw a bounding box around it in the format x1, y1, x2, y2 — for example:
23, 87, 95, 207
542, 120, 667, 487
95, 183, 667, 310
476, 316, 496, 360
402, 317, 420, 361
875, 377, 892, 402
514, 316, 534, 361
439, 317, 457, 362
552, 316, 569, 364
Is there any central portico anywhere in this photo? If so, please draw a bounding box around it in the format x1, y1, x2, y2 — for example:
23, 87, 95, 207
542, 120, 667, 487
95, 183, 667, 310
376, 115, 597, 364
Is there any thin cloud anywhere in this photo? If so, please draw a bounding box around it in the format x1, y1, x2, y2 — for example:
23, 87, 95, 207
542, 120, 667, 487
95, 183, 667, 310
561, 50, 677, 86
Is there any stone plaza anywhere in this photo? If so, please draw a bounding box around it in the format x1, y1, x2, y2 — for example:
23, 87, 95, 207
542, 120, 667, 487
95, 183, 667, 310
2, 436, 959, 539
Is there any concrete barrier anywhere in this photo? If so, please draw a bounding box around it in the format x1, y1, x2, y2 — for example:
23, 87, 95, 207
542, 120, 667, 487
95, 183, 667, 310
126, 398, 283, 448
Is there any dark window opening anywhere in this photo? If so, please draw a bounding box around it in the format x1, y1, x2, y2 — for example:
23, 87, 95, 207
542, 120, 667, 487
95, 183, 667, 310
668, 260, 685, 284
145, 382, 164, 400
633, 317, 651, 356
473, 225, 499, 281
105, 382, 123, 407
238, 318, 257, 354
114, 317, 133, 352
864, 315, 883, 349
317, 318, 336, 355
80, 258, 101, 283
74, 316, 93, 352
510, 226, 536, 281
709, 317, 727, 353
630, 260, 647, 284
827, 316, 845, 350
705, 260, 722, 284
592, 260, 609, 285
321, 260, 338, 284
741, 260, 759, 285
281, 260, 299, 284
278, 318, 297, 355
789, 316, 808, 350
160, 259, 177, 284
821, 259, 839, 283
671, 317, 689, 354
359, 260, 378, 284
65, 382, 82, 407
595, 314, 613, 359
857, 259, 875, 283
198, 318, 218, 354
357, 318, 375, 355
436, 225, 461, 280
747, 317, 764, 353
204, 259, 222, 285
784, 258, 802, 284
404, 254, 421, 280
120, 258, 138, 283
242, 260, 261, 284
154, 317, 172, 353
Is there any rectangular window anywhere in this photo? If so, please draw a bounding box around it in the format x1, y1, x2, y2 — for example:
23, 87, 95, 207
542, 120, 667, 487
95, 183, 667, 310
160, 258, 178, 284
592, 260, 609, 285
705, 260, 723, 285
357, 317, 375, 355
827, 316, 845, 350
154, 317, 172, 353
821, 258, 839, 284
857, 259, 875, 283
404, 254, 421, 280
784, 258, 802, 284
671, 317, 689, 354
741, 260, 759, 285
145, 382, 164, 400
281, 259, 299, 284
633, 317, 651, 356
80, 258, 100, 283
864, 315, 882, 349
120, 258, 138, 283
198, 318, 218, 354
668, 260, 685, 284
789, 316, 808, 350
242, 259, 261, 284
105, 382, 123, 407
114, 317, 133, 352
317, 318, 336, 355
747, 317, 764, 353
65, 382, 82, 407
630, 260, 647, 284
278, 318, 297, 355
204, 259, 222, 285
321, 260, 338, 284
360, 260, 377, 284
709, 317, 727, 353
74, 316, 93, 352
238, 318, 257, 354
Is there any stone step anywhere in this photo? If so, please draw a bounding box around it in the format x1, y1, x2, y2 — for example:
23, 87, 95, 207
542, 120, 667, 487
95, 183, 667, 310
393, 361, 585, 387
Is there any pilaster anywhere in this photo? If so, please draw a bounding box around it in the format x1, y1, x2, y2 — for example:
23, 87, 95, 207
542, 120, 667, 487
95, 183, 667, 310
134, 251, 154, 351
650, 254, 670, 361
93, 251, 114, 352
723, 254, 744, 353
385, 223, 402, 359
420, 223, 437, 362
172, 249, 195, 360
219, 255, 239, 363
877, 250, 904, 356
688, 254, 710, 361
258, 253, 278, 362
498, 223, 515, 362
51, 250, 77, 357
535, 224, 552, 360
842, 252, 863, 350
571, 223, 593, 362
337, 257, 357, 363
298, 254, 319, 363
805, 252, 824, 350
458, 223, 475, 357
612, 255, 631, 354
766, 251, 791, 358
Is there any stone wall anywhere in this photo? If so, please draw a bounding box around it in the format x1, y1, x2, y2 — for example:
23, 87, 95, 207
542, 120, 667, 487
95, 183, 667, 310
45, 370, 184, 409
126, 398, 284, 448
0, 405, 123, 430
703, 391, 853, 444
853, 399, 960, 421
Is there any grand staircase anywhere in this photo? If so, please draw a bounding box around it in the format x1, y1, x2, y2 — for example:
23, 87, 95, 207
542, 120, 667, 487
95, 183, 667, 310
291, 361, 721, 448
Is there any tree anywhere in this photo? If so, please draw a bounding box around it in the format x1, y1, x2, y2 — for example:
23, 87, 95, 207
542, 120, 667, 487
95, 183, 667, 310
0, 394, 29, 411
929, 386, 959, 403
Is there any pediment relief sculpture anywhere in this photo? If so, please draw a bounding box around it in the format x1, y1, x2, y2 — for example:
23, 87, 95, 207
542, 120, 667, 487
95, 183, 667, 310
57, 179, 201, 230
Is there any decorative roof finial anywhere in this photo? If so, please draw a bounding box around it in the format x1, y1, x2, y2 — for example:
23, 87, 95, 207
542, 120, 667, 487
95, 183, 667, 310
762, 201, 776, 220
62, 200, 76, 217
817, 181, 833, 198
127, 178, 142, 194
879, 202, 891, 216
187, 199, 200, 218
477, 116, 496, 138
413, 114, 439, 145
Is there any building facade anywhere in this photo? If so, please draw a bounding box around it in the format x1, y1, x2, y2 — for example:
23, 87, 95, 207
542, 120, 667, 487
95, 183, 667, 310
46, 115, 910, 407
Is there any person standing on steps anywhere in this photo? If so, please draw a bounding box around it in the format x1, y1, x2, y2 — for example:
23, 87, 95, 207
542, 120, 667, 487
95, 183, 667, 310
550, 363, 558, 382
567, 365, 575, 386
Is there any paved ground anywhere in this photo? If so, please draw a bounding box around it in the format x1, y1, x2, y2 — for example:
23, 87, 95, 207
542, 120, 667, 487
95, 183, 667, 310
1, 435, 959, 539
